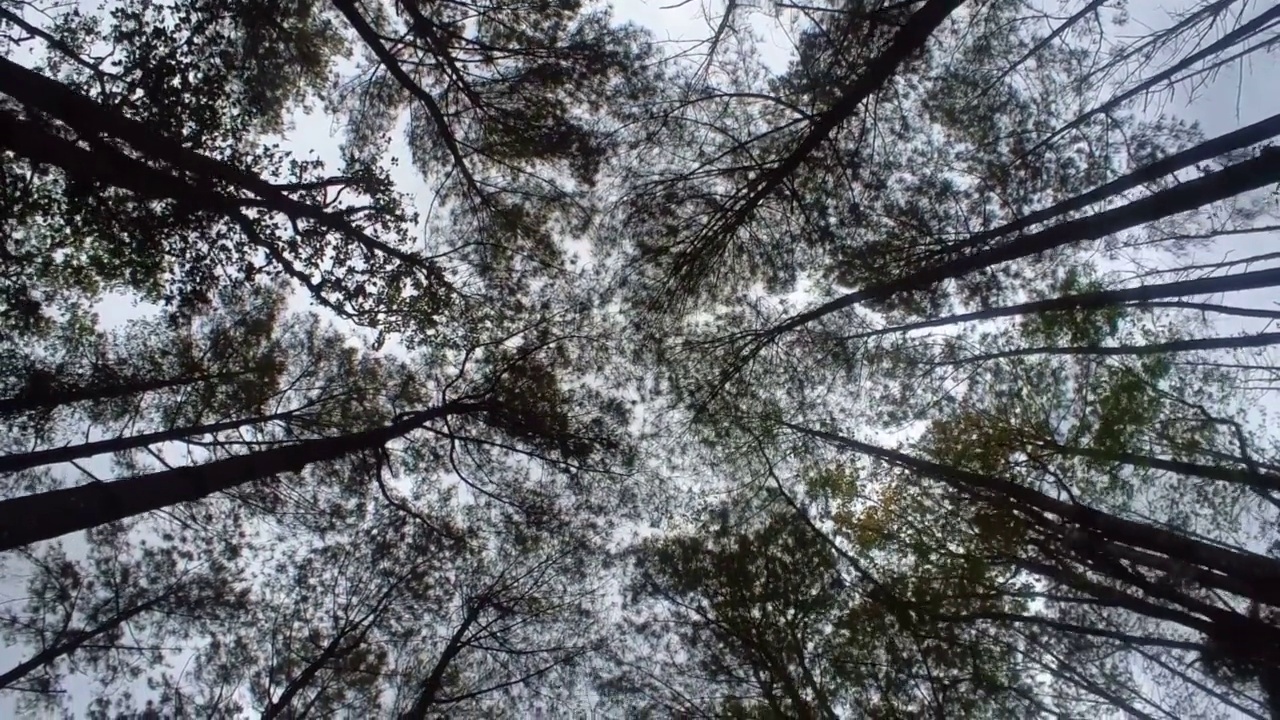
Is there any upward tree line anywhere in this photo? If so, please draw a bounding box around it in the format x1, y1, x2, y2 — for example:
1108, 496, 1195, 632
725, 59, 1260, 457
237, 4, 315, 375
1, 0, 1278, 716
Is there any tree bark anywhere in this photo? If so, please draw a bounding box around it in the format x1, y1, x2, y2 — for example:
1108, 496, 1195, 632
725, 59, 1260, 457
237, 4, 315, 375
0, 370, 230, 417
0, 409, 308, 475
786, 423, 1280, 602
0, 56, 431, 272
948, 111, 1280, 257
0, 401, 489, 551
261, 631, 357, 720
770, 149, 1280, 337
667, 0, 964, 288
934, 331, 1280, 366
0, 595, 164, 689
401, 602, 485, 719
840, 266, 1280, 340
1036, 441, 1280, 496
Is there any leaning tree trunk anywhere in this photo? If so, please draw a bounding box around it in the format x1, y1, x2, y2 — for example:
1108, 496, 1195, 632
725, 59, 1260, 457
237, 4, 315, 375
786, 423, 1280, 605
841, 266, 1280, 341
946, 111, 1280, 257
0, 408, 310, 475
0, 370, 236, 417
0, 400, 488, 551
769, 148, 1280, 337
0, 594, 165, 689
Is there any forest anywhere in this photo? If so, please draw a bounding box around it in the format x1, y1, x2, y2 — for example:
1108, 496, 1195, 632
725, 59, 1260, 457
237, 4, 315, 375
1, 0, 1279, 716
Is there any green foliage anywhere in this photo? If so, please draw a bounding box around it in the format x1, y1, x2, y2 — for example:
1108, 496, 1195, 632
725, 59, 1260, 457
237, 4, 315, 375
1024, 271, 1127, 348
4, 0, 1280, 716
616, 496, 1035, 718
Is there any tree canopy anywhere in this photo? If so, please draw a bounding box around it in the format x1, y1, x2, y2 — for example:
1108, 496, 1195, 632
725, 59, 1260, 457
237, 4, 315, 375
2, 0, 1279, 716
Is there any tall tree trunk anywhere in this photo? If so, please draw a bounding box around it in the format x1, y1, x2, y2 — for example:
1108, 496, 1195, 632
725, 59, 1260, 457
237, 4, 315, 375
1034, 441, 1280, 496
0, 371, 232, 417
769, 150, 1280, 337
840, 266, 1280, 340
0, 409, 308, 475
262, 576, 405, 719
0, 400, 489, 551
1135, 301, 1280, 322
0, 106, 245, 211
0, 56, 430, 271
261, 631, 357, 720
0, 595, 165, 689
727, 0, 963, 214
665, 0, 964, 290
1028, 6, 1280, 159
785, 423, 1280, 603
948, 111, 1280, 257
932, 332, 1280, 366
402, 602, 485, 719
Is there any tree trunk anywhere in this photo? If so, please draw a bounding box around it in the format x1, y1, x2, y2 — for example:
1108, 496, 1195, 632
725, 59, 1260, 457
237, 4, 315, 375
0, 370, 230, 417
1036, 442, 1280, 496
934, 331, 1280, 366
840, 266, 1280, 340
0, 595, 164, 688
947, 111, 1280, 257
725, 0, 962, 217
1027, 6, 1280, 159
263, 576, 405, 719
261, 631, 357, 720
0, 409, 308, 475
0, 401, 488, 551
401, 602, 484, 719
770, 150, 1280, 336
665, 0, 964, 289
0, 56, 430, 272
786, 423, 1280, 603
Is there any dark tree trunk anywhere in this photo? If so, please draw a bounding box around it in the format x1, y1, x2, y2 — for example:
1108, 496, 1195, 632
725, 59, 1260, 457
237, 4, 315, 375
261, 631, 357, 720
947, 111, 1280, 257
719, 0, 962, 221
262, 576, 405, 719
0, 409, 308, 475
0, 56, 430, 271
0, 401, 488, 551
841, 266, 1280, 340
1036, 442, 1280, 496
665, 0, 964, 289
401, 602, 485, 719
787, 423, 1280, 604
0, 595, 164, 689
1027, 6, 1280, 159
0, 370, 229, 417
933, 331, 1280, 365
771, 150, 1280, 336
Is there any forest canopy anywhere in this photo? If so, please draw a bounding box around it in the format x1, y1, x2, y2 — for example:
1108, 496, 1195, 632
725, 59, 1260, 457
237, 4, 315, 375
2, 0, 1279, 716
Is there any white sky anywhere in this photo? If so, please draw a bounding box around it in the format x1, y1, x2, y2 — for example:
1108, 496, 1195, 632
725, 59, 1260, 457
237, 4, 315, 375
3, 0, 1279, 716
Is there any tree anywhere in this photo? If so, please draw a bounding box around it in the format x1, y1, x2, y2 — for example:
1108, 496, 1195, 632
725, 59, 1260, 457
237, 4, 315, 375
0, 291, 629, 549
0, 524, 247, 716
7, 0, 1280, 715
330, 0, 657, 294
609, 486, 1042, 718
604, 4, 1280, 711
1, 0, 442, 336
775, 293, 1280, 716
135, 472, 614, 719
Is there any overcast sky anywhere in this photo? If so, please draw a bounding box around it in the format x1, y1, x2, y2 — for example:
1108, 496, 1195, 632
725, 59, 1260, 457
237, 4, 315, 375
3, 0, 1278, 716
